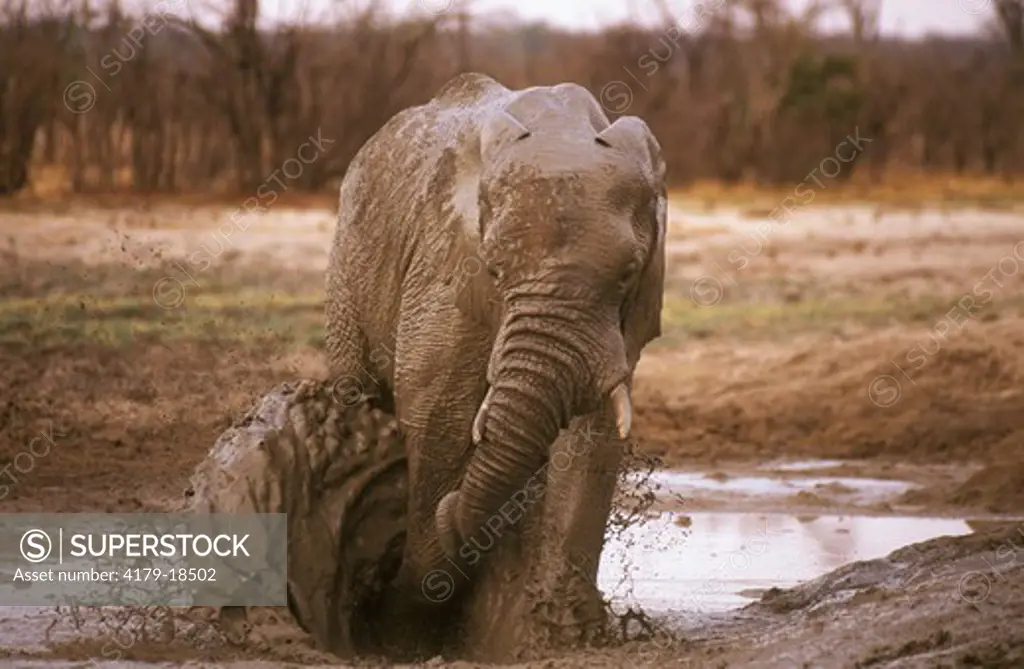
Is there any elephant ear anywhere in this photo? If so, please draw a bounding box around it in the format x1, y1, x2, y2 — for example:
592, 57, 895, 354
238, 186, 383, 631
451, 110, 531, 327
479, 110, 531, 168
596, 116, 667, 370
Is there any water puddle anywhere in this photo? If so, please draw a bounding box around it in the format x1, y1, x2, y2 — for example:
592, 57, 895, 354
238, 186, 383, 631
759, 459, 848, 472
642, 469, 915, 506
598, 511, 972, 619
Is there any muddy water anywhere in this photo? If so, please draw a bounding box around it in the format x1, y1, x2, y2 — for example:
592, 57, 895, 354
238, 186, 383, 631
599, 511, 973, 620
601, 461, 980, 626
649, 469, 913, 504
624, 462, 922, 512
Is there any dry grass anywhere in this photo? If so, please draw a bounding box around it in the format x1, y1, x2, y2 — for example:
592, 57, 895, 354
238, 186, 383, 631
5, 164, 338, 212
13, 165, 1024, 215
673, 173, 1024, 211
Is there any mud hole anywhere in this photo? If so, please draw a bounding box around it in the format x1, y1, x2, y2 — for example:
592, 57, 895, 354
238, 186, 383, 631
1, 202, 1023, 667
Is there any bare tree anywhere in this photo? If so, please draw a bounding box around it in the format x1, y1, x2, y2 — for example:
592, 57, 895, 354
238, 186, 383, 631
1, 0, 1023, 197
837, 0, 881, 44
0, 0, 73, 194
994, 0, 1023, 53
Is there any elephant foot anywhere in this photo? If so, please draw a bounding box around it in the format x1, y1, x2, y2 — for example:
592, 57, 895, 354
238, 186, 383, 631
435, 490, 464, 560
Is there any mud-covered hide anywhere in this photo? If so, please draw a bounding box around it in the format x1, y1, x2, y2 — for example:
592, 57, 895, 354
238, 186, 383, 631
185, 381, 407, 657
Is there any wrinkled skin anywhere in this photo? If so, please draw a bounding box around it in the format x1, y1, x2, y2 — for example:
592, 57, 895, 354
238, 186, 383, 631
325, 72, 666, 650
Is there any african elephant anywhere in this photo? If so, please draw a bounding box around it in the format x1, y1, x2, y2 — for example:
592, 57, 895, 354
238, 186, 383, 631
325, 72, 666, 614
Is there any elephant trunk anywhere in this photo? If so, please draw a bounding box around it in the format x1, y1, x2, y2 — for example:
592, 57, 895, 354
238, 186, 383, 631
436, 307, 631, 561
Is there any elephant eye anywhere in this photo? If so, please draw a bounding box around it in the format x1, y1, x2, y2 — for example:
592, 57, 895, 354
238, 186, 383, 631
619, 260, 640, 287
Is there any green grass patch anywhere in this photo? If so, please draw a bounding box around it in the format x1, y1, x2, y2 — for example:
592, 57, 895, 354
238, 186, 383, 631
651, 291, 1021, 348
0, 290, 326, 348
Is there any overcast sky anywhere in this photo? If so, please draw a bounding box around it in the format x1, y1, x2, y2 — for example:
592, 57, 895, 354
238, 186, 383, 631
249, 0, 992, 36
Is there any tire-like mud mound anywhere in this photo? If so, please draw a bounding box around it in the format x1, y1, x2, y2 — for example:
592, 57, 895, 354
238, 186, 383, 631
184, 380, 409, 660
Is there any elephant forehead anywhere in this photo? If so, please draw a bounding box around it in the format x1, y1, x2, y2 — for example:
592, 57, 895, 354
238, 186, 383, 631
486, 195, 638, 264
489, 161, 649, 216
493, 170, 585, 209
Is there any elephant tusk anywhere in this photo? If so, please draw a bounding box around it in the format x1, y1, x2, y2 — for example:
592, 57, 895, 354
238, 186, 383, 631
610, 383, 632, 440
436, 491, 463, 559
472, 387, 495, 445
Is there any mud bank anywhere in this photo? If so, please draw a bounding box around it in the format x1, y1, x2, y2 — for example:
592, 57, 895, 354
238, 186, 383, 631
633, 317, 1024, 514
673, 521, 1024, 668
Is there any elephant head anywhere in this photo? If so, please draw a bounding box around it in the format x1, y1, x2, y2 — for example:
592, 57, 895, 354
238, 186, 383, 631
436, 90, 667, 562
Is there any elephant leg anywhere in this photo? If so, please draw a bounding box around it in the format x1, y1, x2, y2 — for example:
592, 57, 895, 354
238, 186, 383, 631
325, 272, 397, 412
388, 309, 492, 599
354, 303, 489, 655
356, 310, 489, 658
323, 301, 397, 415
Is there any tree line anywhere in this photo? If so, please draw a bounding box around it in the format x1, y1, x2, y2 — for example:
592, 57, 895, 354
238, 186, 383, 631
1, 0, 1022, 196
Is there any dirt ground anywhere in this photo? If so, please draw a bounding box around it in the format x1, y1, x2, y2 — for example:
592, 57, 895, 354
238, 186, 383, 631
1, 195, 1023, 666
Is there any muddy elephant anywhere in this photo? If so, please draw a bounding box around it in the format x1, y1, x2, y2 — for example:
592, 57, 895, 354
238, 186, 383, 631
325, 72, 666, 643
